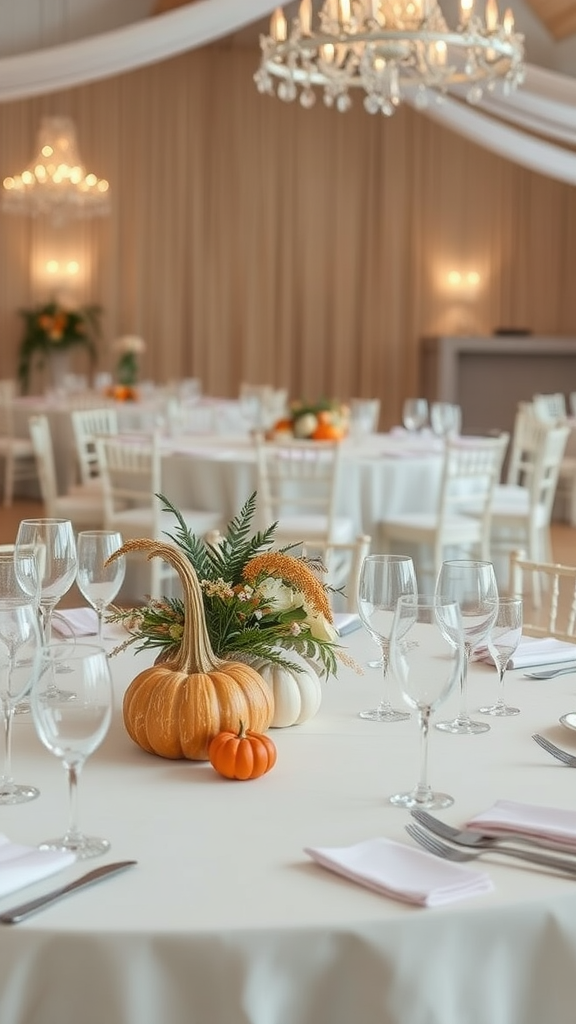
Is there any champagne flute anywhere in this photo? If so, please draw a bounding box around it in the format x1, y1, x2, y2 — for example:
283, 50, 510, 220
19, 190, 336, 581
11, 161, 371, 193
434, 559, 499, 735
478, 596, 523, 716
31, 643, 113, 859
357, 554, 416, 722
389, 595, 464, 809
402, 398, 428, 433
0, 555, 42, 803
76, 531, 126, 641
15, 519, 78, 647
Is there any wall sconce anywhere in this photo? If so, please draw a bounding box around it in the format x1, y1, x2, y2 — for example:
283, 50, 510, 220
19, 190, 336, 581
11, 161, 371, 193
446, 270, 481, 298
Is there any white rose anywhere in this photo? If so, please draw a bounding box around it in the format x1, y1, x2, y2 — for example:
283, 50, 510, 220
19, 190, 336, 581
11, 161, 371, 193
257, 577, 303, 613
304, 606, 338, 643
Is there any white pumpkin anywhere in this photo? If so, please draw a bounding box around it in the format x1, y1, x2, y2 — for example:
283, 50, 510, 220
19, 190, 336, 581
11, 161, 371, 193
250, 658, 322, 727
292, 413, 318, 439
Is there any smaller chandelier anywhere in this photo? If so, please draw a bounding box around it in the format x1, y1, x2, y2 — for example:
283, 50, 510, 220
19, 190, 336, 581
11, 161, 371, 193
2, 116, 110, 223
255, 0, 525, 116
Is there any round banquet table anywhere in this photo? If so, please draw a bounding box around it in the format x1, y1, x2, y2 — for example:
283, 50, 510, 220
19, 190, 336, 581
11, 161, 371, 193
2, 626, 576, 1024
159, 431, 446, 543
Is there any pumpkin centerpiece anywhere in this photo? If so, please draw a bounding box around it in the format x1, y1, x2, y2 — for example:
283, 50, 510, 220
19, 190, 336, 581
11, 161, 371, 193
114, 539, 274, 760
109, 493, 348, 740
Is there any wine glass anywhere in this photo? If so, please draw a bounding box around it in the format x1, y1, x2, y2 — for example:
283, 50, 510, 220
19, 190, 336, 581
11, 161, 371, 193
0, 556, 42, 803
357, 554, 417, 722
389, 595, 464, 809
76, 531, 126, 641
15, 519, 78, 647
478, 596, 523, 716
31, 643, 113, 859
430, 402, 461, 437
434, 559, 499, 735
402, 398, 428, 433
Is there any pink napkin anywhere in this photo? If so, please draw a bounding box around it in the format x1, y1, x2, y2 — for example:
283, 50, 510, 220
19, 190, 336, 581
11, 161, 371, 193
304, 837, 492, 907
467, 800, 576, 850
0, 835, 75, 898
53, 608, 98, 637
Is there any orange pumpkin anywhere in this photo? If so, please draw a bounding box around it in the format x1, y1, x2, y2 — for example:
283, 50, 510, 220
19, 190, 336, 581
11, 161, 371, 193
208, 721, 277, 780
109, 540, 274, 761
312, 421, 345, 441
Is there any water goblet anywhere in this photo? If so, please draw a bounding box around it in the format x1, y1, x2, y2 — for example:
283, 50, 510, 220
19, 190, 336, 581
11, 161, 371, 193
0, 561, 42, 803
357, 554, 416, 722
434, 559, 499, 735
15, 518, 78, 647
402, 398, 429, 433
389, 595, 464, 809
31, 643, 113, 859
76, 531, 126, 641
478, 596, 523, 716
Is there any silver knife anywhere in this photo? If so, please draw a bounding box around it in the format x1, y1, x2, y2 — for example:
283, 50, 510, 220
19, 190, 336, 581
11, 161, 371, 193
0, 860, 137, 924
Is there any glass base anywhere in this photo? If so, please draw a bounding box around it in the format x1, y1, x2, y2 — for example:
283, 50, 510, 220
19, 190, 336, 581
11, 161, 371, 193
390, 789, 454, 810
478, 703, 520, 717
0, 783, 39, 805
367, 658, 383, 669
40, 834, 110, 860
435, 716, 490, 735
359, 706, 410, 722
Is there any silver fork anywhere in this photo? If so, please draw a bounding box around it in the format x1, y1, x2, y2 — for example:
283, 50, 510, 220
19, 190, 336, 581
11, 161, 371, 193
410, 807, 576, 855
405, 823, 576, 875
532, 733, 576, 767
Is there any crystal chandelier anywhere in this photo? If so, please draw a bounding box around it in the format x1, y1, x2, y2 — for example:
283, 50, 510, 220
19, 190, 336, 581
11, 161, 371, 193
2, 117, 110, 224
255, 0, 525, 116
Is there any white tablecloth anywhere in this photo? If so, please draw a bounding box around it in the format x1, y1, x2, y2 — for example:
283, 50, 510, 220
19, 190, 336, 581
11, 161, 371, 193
3, 627, 576, 1024
159, 432, 445, 543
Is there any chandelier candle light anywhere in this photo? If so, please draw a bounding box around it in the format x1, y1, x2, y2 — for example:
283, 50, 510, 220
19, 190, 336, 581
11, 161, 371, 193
2, 117, 110, 224
255, 0, 525, 116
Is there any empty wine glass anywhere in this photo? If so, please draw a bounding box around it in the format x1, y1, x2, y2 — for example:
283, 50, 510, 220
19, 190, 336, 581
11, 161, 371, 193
15, 519, 78, 646
76, 531, 126, 641
430, 402, 461, 437
389, 595, 464, 809
0, 556, 42, 803
434, 559, 499, 735
357, 554, 417, 722
31, 643, 113, 859
478, 596, 523, 716
402, 398, 428, 432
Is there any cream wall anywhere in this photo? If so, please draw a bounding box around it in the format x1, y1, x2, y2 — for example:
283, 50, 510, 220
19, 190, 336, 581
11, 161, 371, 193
0, 45, 575, 427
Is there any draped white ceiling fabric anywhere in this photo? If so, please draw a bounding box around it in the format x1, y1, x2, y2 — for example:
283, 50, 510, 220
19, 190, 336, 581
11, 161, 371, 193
0, 0, 574, 187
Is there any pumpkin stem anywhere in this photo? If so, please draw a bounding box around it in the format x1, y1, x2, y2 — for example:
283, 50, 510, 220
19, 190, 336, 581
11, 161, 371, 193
106, 539, 225, 674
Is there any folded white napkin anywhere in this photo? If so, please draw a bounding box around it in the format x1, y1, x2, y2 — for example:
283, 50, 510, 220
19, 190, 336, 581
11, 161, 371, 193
333, 613, 362, 637
53, 607, 98, 637
467, 800, 576, 850
304, 837, 492, 907
477, 635, 576, 670
0, 834, 75, 899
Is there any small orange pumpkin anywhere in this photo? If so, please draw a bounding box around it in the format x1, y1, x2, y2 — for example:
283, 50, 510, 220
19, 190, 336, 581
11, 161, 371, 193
208, 721, 277, 780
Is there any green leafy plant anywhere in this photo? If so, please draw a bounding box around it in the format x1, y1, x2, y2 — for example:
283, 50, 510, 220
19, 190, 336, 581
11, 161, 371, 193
18, 299, 101, 393
110, 492, 347, 678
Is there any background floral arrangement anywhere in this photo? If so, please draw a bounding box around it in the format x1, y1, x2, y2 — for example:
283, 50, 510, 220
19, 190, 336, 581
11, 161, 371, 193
272, 398, 349, 440
111, 492, 345, 678
18, 299, 100, 393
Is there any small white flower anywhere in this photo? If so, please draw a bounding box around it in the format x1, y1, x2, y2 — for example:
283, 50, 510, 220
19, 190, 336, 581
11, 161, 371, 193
257, 577, 303, 613
113, 334, 146, 354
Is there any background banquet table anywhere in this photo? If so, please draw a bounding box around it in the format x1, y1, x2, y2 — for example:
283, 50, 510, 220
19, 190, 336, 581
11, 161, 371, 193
2, 626, 576, 1024
159, 431, 445, 542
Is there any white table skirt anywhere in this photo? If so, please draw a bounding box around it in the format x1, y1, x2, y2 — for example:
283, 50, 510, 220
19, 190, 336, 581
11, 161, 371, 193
159, 433, 445, 544
2, 627, 576, 1024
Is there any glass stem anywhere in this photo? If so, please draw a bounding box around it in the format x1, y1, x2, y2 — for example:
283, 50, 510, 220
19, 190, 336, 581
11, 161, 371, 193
379, 642, 391, 710
414, 705, 431, 801
495, 662, 508, 709
1, 704, 15, 792
39, 602, 56, 646
97, 607, 104, 642
65, 761, 83, 842
455, 648, 472, 725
